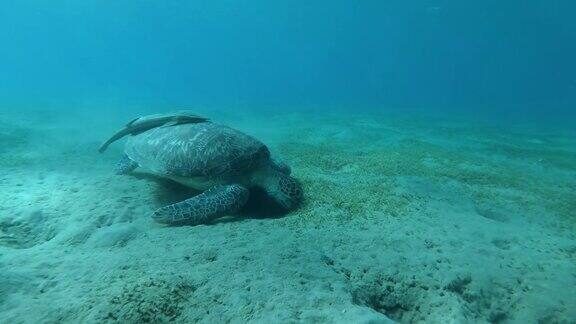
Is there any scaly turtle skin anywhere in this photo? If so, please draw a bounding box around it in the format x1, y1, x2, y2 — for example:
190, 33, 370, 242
115, 121, 303, 225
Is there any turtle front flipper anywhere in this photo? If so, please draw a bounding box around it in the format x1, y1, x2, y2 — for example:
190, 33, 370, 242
115, 154, 138, 175
152, 184, 249, 226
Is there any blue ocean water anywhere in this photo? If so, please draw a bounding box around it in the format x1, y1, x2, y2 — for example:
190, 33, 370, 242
1, 1, 576, 323
2, 1, 575, 122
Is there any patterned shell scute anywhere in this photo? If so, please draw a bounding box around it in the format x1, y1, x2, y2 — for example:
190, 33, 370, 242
125, 123, 269, 179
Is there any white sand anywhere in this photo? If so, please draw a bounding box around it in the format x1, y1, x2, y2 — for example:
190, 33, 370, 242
1, 109, 575, 323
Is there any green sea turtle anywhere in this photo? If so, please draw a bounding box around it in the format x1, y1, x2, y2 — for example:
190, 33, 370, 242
104, 115, 303, 225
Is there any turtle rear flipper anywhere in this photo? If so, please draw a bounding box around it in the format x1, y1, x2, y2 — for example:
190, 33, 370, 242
152, 184, 249, 226
115, 154, 138, 175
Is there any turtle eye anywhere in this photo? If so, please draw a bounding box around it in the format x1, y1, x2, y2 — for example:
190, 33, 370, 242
271, 159, 292, 175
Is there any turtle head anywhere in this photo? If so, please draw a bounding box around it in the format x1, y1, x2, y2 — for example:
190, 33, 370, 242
255, 166, 303, 210
270, 158, 292, 175
273, 173, 303, 209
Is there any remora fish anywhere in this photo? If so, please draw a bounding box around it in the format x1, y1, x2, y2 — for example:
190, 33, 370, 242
98, 111, 208, 153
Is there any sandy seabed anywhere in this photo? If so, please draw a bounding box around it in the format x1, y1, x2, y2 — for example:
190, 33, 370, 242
1, 108, 575, 323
